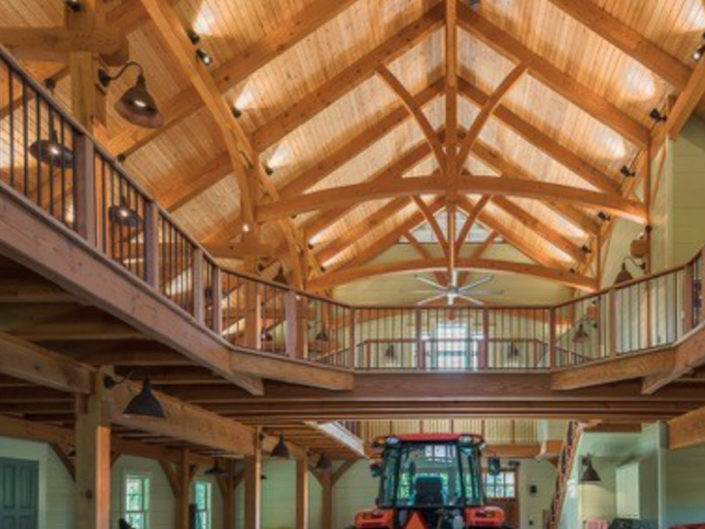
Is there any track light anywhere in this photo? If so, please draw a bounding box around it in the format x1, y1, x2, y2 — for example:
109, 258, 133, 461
264, 164, 274, 176
109, 196, 141, 228
581, 245, 592, 254
99, 62, 163, 129
196, 48, 213, 66
649, 108, 667, 122
65, 0, 81, 11
187, 29, 201, 45
231, 105, 242, 118
270, 434, 291, 459
692, 33, 705, 61
104, 375, 166, 420
620, 165, 635, 178
597, 211, 611, 222
242, 222, 252, 233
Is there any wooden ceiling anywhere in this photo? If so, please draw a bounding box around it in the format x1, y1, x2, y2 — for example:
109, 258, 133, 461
4, 0, 705, 304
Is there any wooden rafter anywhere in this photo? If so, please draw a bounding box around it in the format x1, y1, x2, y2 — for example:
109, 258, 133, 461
412, 196, 449, 256
457, 64, 527, 165
667, 56, 705, 139
405, 231, 448, 287
107, 0, 361, 156
255, 175, 648, 224
545, 0, 690, 91
251, 5, 444, 153
307, 257, 596, 291
457, 3, 650, 149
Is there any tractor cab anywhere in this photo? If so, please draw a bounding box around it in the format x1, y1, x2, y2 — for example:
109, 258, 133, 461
354, 434, 508, 529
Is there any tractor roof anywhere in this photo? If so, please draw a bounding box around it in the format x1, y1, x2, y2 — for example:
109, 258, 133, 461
373, 433, 485, 444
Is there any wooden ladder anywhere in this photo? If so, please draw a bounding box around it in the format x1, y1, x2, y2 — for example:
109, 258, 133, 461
547, 421, 584, 529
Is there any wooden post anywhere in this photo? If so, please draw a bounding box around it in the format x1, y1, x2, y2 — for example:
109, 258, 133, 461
481, 308, 489, 370
349, 308, 357, 369
213, 267, 223, 335
296, 458, 309, 529
216, 460, 235, 529
321, 470, 333, 529
244, 280, 262, 349
609, 288, 618, 357
548, 308, 556, 368
175, 449, 191, 529
75, 368, 110, 529
244, 431, 262, 529
143, 201, 160, 289
285, 290, 299, 358
296, 296, 309, 360
683, 262, 694, 334
193, 248, 205, 324
415, 308, 423, 370
73, 135, 96, 245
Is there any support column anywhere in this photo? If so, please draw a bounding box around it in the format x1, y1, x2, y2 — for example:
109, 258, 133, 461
75, 369, 111, 529
216, 460, 235, 529
321, 470, 332, 529
176, 449, 191, 529
245, 430, 262, 529
296, 458, 309, 529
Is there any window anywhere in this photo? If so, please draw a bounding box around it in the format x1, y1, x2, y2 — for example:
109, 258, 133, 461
431, 323, 481, 370
194, 481, 212, 529
124, 473, 150, 529
483, 470, 516, 499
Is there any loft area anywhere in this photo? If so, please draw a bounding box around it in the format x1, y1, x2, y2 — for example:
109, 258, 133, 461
2, 1, 705, 529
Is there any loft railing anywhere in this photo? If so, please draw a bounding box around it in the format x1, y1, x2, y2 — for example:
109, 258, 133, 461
1, 46, 703, 374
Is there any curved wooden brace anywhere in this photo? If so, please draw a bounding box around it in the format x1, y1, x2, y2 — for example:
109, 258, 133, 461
307, 257, 597, 292
376, 66, 447, 168
255, 175, 648, 224
458, 64, 527, 165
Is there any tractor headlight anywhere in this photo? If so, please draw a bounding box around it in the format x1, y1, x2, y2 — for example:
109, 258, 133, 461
385, 436, 400, 447
458, 435, 474, 446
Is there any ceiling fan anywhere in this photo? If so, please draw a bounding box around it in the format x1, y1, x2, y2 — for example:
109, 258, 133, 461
411, 271, 504, 306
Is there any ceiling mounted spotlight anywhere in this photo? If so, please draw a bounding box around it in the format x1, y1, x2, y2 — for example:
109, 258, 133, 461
64, 0, 81, 11
693, 32, 705, 61
231, 105, 242, 118
187, 29, 201, 45
649, 108, 667, 122
581, 245, 592, 254
242, 222, 252, 233
597, 211, 611, 222
99, 62, 164, 129
264, 164, 274, 176
620, 165, 636, 178
196, 48, 213, 66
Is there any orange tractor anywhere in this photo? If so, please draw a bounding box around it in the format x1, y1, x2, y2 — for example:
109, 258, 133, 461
353, 434, 509, 529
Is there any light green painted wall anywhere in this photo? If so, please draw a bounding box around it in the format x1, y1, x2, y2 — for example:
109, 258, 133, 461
518, 460, 556, 529
665, 443, 705, 527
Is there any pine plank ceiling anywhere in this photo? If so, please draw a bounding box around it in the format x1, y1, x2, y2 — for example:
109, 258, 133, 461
4, 0, 705, 304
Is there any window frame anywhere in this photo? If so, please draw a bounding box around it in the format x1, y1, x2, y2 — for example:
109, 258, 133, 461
122, 470, 151, 529
193, 480, 213, 529
482, 468, 517, 500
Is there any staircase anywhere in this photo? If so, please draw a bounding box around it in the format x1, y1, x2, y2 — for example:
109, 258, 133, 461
547, 421, 584, 529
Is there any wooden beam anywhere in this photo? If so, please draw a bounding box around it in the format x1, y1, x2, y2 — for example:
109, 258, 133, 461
296, 458, 309, 529
458, 64, 527, 165
110, 380, 255, 456
454, 195, 490, 256
459, 78, 621, 194
667, 55, 705, 139
376, 67, 446, 167
551, 348, 674, 390
255, 175, 648, 224
107, 0, 360, 157
0, 331, 93, 394
51, 443, 76, 480
545, 0, 690, 90
669, 404, 705, 450
457, 3, 650, 149
306, 421, 366, 458
0, 27, 128, 65
251, 5, 444, 152
0, 413, 74, 446
244, 430, 262, 529
307, 257, 597, 291
412, 196, 448, 255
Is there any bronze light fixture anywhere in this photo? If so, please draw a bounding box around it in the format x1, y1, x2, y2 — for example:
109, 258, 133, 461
693, 33, 705, 61
104, 375, 166, 420
270, 434, 291, 459
615, 256, 645, 285
109, 196, 141, 228
579, 454, 601, 483
316, 327, 330, 342
620, 165, 636, 178
507, 343, 520, 358
29, 79, 74, 168
205, 459, 229, 476
572, 323, 590, 344
649, 108, 667, 122
315, 452, 331, 471
99, 62, 164, 129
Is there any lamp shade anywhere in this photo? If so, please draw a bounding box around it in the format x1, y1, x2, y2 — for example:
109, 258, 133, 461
615, 263, 633, 285
580, 455, 601, 483
315, 452, 331, 471
122, 378, 165, 420
108, 196, 141, 228
205, 460, 228, 476
270, 434, 291, 459
29, 128, 74, 168
115, 74, 164, 129
572, 323, 590, 344
315, 328, 330, 342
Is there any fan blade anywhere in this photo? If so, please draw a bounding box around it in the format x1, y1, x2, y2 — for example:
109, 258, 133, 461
452, 269, 459, 287
466, 289, 505, 296
460, 275, 494, 291
408, 290, 441, 294
415, 275, 447, 290
416, 293, 448, 306
458, 294, 485, 306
